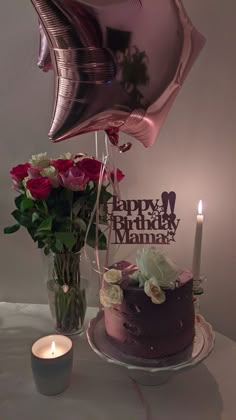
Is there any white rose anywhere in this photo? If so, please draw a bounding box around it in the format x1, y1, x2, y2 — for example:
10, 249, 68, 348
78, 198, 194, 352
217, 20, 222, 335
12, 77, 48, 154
100, 285, 123, 307
26, 189, 34, 200
136, 248, 179, 289
144, 277, 166, 304
30, 152, 50, 168
22, 176, 34, 199
41, 166, 59, 187
103, 269, 122, 284
22, 176, 30, 188
74, 153, 87, 163
59, 152, 74, 160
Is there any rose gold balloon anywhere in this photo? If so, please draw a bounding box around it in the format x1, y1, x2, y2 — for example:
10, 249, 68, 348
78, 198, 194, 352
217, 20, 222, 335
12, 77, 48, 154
38, 21, 52, 72
32, 0, 205, 148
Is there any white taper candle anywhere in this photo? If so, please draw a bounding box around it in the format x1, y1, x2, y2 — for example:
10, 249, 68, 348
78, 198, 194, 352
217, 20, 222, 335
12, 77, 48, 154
192, 200, 204, 284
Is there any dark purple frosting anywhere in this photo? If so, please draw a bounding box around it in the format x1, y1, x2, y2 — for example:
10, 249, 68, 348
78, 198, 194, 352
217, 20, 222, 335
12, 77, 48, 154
104, 262, 195, 359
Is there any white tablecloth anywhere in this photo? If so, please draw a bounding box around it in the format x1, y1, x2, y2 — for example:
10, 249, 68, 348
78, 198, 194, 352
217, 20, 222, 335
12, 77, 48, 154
0, 303, 235, 420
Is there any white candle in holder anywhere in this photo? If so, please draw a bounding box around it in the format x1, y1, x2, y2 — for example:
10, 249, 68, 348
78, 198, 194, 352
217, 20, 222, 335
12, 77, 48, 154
31, 335, 73, 395
192, 200, 204, 284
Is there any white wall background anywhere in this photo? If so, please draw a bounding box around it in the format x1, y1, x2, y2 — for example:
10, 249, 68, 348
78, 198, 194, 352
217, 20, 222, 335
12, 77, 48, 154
0, 1, 235, 339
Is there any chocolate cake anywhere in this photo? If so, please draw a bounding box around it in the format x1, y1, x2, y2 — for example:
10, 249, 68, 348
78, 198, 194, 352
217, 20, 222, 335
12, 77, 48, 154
100, 251, 195, 359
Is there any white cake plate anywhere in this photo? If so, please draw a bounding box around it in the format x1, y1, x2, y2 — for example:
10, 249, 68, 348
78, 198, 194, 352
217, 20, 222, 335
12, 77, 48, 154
87, 311, 215, 386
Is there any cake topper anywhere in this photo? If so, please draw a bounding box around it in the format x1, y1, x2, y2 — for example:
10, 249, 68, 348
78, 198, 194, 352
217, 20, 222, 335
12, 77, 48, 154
108, 191, 180, 245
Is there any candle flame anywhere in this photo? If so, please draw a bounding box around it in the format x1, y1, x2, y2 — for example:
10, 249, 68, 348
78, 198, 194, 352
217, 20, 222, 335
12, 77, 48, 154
51, 341, 56, 355
198, 200, 203, 215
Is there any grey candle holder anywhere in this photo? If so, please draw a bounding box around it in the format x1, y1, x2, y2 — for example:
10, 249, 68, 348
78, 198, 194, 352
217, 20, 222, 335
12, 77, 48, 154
31, 335, 73, 396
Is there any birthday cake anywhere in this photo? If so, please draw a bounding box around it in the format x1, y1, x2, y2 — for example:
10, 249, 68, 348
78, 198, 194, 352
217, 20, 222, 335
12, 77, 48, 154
100, 248, 195, 359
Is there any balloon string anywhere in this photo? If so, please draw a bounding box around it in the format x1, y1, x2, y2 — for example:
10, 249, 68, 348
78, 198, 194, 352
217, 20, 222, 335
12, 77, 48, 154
95, 131, 98, 159
130, 378, 152, 420
104, 219, 112, 271
83, 156, 108, 303
104, 133, 119, 269
84, 132, 124, 299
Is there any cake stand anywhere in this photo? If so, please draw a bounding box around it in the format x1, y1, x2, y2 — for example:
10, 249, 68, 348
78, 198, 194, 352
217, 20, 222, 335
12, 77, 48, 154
86, 311, 215, 386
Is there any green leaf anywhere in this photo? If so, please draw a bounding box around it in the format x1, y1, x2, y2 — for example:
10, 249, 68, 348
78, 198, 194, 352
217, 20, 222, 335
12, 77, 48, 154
97, 232, 107, 250
14, 195, 23, 209
55, 232, 77, 251
37, 217, 53, 232
72, 200, 81, 217
4, 224, 21, 234
37, 240, 45, 249
20, 198, 34, 211
27, 227, 37, 241
87, 225, 107, 250
99, 188, 113, 203
54, 239, 64, 252
32, 212, 40, 223
11, 209, 22, 223
44, 246, 50, 256
74, 217, 87, 232
11, 210, 30, 227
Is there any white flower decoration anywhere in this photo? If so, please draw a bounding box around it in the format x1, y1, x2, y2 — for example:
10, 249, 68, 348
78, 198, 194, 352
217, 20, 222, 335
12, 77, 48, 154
30, 152, 50, 168
100, 285, 123, 307
103, 269, 122, 284
136, 247, 179, 289
41, 166, 59, 187
144, 277, 166, 304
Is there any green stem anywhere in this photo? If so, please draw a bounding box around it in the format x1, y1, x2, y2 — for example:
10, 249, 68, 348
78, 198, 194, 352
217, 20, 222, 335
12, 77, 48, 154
42, 200, 48, 216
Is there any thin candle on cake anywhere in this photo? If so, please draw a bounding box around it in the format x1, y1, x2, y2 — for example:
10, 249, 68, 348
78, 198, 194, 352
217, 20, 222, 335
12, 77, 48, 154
192, 200, 204, 291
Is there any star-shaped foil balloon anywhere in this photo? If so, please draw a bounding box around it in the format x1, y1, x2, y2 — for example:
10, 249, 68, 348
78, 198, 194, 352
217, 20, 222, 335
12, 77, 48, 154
31, 0, 205, 149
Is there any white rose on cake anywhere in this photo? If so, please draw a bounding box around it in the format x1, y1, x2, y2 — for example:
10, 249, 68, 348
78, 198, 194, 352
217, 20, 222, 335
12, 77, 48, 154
103, 268, 122, 284
136, 247, 179, 289
144, 277, 166, 304
100, 285, 123, 307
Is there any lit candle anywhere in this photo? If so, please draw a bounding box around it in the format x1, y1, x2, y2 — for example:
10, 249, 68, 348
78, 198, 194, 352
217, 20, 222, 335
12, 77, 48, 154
31, 335, 73, 395
192, 200, 204, 287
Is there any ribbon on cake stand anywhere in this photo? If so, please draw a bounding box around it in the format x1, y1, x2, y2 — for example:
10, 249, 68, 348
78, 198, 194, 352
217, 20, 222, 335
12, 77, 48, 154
130, 378, 152, 420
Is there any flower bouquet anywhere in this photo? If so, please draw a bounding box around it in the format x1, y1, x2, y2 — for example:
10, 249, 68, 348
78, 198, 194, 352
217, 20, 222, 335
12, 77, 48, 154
5, 152, 124, 334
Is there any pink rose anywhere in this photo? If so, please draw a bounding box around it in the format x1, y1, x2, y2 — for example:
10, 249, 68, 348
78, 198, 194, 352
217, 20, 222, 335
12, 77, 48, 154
10, 163, 31, 182
27, 166, 42, 178
76, 158, 106, 182
26, 177, 52, 200
110, 168, 125, 183
50, 159, 74, 172
58, 167, 89, 191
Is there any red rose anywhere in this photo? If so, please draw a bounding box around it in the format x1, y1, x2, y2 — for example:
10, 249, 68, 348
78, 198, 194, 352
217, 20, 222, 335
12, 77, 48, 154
76, 158, 106, 181
50, 159, 74, 172
110, 168, 125, 183
26, 177, 52, 200
10, 163, 31, 181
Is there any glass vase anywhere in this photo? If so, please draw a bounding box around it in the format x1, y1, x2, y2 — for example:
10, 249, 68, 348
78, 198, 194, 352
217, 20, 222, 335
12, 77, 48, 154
44, 251, 87, 335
